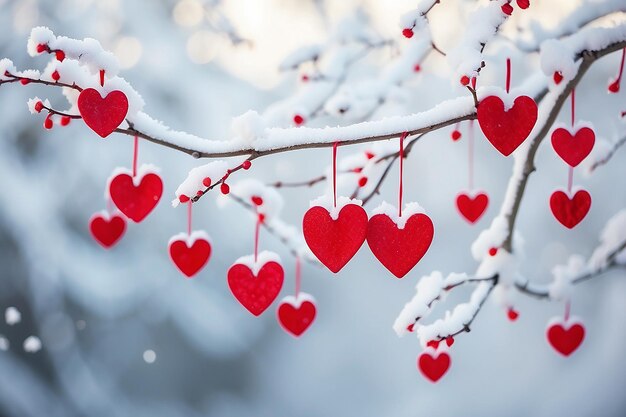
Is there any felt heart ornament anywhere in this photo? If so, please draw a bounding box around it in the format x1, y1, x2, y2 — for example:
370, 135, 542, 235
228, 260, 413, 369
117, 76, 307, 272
109, 169, 163, 223
277, 293, 317, 337
456, 192, 489, 224
551, 126, 595, 167
302, 203, 368, 273
418, 349, 450, 383
89, 212, 126, 248
169, 231, 212, 278
77, 88, 129, 138
547, 320, 585, 356
550, 189, 591, 229
477, 95, 538, 156
228, 252, 284, 316
366, 202, 434, 278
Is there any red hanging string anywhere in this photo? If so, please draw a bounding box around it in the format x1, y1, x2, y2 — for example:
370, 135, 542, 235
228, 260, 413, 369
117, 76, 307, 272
254, 212, 261, 263
295, 256, 301, 297
332, 141, 339, 208
568, 89, 575, 194
615, 47, 625, 86
505, 58, 511, 94
398, 132, 407, 217
132, 135, 139, 178
571, 88, 576, 127
567, 166, 574, 194
99, 69, 105, 87
468, 121, 474, 191
564, 300, 571, 322
187, 201, 192, 236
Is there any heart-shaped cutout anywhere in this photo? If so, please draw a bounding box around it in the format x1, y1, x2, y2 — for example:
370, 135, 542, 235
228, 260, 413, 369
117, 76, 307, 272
78, 88, 129, 138
456, 192, 489, 224
228, 254, 284, 316
367, 204, 434, 278
418, 350, 450, 383
89, 212, 126, 248
550, 189, 591, 229
303, 203, 368, 273
169, 232, 212, 278
277, 294, 316, 337
109, 170, 163, 223
477, 95, 538, 156
547, 321, 585, 356
551, 126, 595, 167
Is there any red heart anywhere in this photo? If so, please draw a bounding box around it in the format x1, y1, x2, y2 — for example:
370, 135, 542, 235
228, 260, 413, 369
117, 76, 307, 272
418, 350, 450, 383
228, 261, 284, 316
456, 192, 489, 224
77, 88, 129, 138
551, 127, 595, 167
277, 296, 317, 337
547, 322, 585, 356
89, 213, 126, 248
477, 95, 538, 156
169, 235, 212, 278
303, 204, 368, 273
367, 212, 434, 278
109, 172, 163, 223
550, 189, 591, 229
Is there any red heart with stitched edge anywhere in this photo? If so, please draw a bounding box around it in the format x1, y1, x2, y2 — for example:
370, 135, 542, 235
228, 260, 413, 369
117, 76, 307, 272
303, 204, 368, 273
477, 95, 538, 156
418, 350, 450, 383
456, 192, 489, 224
551, 127, 595, 167
169, 236, 212, 278
547, 322, 585, 356
78, 88, 129, 138
367, 212, 434, 278
550, 190, 591, 229
228, 261, 284, 316
109, 172, 163, 223
277, 296, 316, 337
89, 213, 126, 248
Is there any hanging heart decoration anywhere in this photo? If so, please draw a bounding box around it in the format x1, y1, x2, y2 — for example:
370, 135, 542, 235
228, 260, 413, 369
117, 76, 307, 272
456, 192, 489, 224
546, 319, 585, 356
277, 293, 317, 337
109, 168, 163, 223
303, 202, 368, 273
228, 252, 284, 316
418, 347, 451, 383
367, 202, 434, 278
77, 88, 129, 138
477, 95, 538, 156
551, 126, 595, 167
169, 231, 212, 278
549, 189, 591, 229
89, 212, 126, 248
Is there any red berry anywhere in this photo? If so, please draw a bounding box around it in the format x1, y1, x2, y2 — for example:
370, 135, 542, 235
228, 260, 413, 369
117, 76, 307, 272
445, 336, 454, 347
365, 151, 375, 159
293, 114, 304, 125
55, 50, 65, 62
36, 43, 47, 53
220, 183, 230, 194
202, 177, 212, 187
43, 116, 53, 130
488, 247, 498, 256
258, 213, 266, 223
406, 323, 415, 332
460, 75, 470, 86
34, 101, 44, 113
516, 0, 530, 9
51, 70, 60, 81
553, 71, 563, 85
608, 80, 620, 93
20, 78, 30, 85
507, 308, 519, 321
426, 340, 440, 349
402, 28, 414, 39
301, 74, 309, 82
179, 195, 190, 203
251, 195, 263, 206
413, 64, 421, 72
196, 190, 203, 197
451, 130, 461, 141
358, 177, 368, 187
501, 3, 513, 15
60, 116, 71, 126
242, 160, 252, 170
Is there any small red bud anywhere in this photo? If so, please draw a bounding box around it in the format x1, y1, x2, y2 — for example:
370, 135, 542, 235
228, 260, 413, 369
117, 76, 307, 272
451, 130, 462, 141
242, 160, 252, 170
516, 0, 530, 9
488, 247, 498, 256
608, 80, 620, 93
426, 340, 440, 349
460, 75, 470, 86
358, 177, 368, 187
51, 70, 60, 81
445, 336, 454, 347
413, 64, 421, 72
553, 71, 563, 85
220, 183, 230, 194
36, 43, 47, 53
293, 114, 304, 125
507, 308, 519, 321
251, 195, 263, 206
402, 28, 414, 39
20, 78, 30, 85
352, 167, 363, 173
34, 101, 44, 113
501, 3, 513, 15
301, 74, 309, 82
55, 50, 65, 62
60, 116, 71, 126
196, 190, 203, 197
202, 177, 212, 187
258, 213, 266, 223
43, 115, 53, 130
365, 151, 375, 159
179, 195, 190, 203
407, 323, 415, 332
